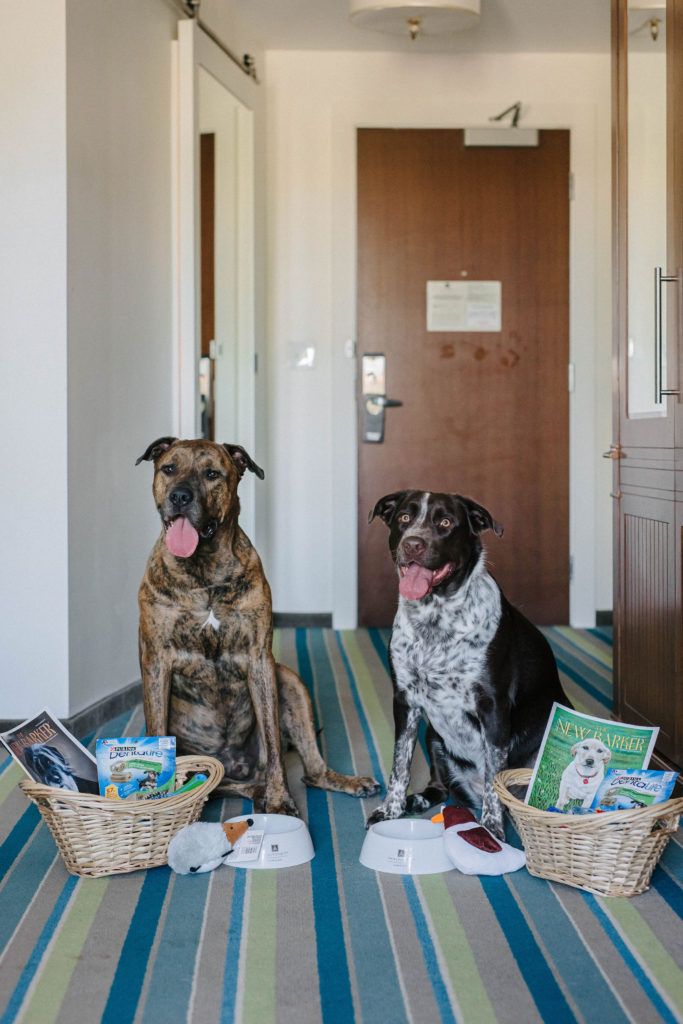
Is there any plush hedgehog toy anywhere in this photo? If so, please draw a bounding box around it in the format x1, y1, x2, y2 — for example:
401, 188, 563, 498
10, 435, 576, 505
167, 819, 253, 875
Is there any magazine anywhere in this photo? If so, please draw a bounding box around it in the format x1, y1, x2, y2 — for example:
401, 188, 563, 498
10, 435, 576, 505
525, 703, 659, 812
0, 707, 99, 794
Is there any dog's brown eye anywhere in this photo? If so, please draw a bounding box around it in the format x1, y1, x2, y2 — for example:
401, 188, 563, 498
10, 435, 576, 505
399, 513, 411, 523
161, 464, 175, 476
440, 518, 452, 528
205, 469, 220, 480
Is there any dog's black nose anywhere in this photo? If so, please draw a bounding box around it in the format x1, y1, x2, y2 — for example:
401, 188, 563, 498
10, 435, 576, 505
169, 486, 193, 509
402, 537, 426, 560
585, 758, 594, 767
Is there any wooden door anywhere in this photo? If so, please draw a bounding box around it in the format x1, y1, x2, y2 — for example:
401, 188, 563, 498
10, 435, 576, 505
611, 0, 683, 768
357, 128, 570, 627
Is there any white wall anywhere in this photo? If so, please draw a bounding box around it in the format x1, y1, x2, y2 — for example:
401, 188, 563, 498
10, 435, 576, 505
1, 1, 70, 716
0, 0, 178, 720
263, 50, 614, 627
0, 0, 267, 721
66, 0, 178, 715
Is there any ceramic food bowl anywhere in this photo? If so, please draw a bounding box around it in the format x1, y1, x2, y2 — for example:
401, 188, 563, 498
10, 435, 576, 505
225, 813, 314, 869
359, 817, 453, 874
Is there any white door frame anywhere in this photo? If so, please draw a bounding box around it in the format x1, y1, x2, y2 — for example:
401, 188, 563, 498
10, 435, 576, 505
172, 20, 263, 537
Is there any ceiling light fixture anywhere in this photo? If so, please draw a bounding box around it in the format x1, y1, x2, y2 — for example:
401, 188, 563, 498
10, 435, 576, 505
349, 0, 480, 41
628, 1, 665, 43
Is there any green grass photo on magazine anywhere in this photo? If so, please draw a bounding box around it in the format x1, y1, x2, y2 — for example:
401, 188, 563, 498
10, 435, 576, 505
525, 703, 658, 812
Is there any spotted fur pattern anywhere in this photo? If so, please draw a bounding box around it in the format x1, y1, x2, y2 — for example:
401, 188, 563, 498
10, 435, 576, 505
137, 437, 379, 816
366, 490, 571, 840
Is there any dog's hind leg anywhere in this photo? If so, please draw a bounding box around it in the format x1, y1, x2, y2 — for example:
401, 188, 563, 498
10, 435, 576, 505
276, 664, 380, 798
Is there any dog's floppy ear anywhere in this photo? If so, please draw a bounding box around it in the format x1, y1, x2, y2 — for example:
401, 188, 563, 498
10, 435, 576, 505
369, 491, 408, 526
570, 743, 579, 758
135, 436, 178, 465
456, 496, 504, 538
223, 444, 265, 480
602, 747, 612, 763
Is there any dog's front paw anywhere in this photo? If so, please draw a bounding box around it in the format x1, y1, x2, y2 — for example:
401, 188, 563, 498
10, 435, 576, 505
365, 807, 390, 828
366, 801, 404, 829
264, 792, 300, 818
355, 776, 381, 798
405, 793, 432, 814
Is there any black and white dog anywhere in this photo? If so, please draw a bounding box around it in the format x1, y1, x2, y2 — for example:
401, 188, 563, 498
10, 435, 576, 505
367, 490, 571, 840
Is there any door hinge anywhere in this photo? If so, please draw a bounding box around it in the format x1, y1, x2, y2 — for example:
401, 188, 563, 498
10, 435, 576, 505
569, 172, 575, 201
569, 555, 574, 582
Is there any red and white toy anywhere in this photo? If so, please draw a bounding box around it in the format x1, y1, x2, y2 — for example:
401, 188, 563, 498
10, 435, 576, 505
434, 806, 526, 876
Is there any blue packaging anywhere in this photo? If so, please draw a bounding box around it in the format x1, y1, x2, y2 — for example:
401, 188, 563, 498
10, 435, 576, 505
590, 768, 678, 812
96, 736, 176, 800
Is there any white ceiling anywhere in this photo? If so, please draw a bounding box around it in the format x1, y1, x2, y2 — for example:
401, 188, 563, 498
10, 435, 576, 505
232, 0, 612, 54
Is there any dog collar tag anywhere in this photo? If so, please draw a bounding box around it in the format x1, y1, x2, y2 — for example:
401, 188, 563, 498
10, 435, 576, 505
583, 778, 588, 784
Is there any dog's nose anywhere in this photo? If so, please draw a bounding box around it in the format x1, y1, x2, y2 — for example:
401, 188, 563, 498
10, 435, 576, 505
169, 486, 193, 509
585, 758, 594, 767
402, 536, 426, 560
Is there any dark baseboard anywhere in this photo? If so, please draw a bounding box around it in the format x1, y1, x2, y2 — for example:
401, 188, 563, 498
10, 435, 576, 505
596, 610, 613, 626
1, 619, 330, 739
68, 680, 143, 738
0, 679, 143, 741
273, 613, 333, 628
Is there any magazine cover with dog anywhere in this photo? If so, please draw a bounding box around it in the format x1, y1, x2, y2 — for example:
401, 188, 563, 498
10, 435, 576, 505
525, 703, 659, 812
0, 707, 99, 794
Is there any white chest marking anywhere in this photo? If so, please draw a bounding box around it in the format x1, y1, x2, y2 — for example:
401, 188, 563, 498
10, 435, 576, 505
201, 608, 221, 631
389, 558, 502, 758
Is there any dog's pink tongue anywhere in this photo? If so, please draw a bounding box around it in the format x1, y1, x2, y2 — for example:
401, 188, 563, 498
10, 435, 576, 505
166, 517, 199, 558
399, 565, 434, 600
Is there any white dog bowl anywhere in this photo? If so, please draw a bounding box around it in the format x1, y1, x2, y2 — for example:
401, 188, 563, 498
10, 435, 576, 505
225, 813, 314, 870
360, 818, 453, 875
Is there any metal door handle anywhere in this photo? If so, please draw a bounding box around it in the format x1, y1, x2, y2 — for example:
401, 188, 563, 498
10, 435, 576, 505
654, 267, 680, 402
602, 445, 624, 460
374, 395, 403, 408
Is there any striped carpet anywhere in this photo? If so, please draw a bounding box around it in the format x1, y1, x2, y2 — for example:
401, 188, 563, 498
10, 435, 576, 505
1, 627, 682, 1024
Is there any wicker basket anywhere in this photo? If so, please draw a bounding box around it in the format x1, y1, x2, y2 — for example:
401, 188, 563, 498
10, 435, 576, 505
19, 755, 224, 878
494, 768, 683, 897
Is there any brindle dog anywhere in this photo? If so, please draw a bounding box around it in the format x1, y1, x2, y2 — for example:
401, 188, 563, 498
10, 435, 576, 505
137, 437, 379, 815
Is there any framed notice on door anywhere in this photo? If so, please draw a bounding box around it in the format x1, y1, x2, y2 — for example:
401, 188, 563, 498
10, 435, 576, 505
426, 280, 502, 332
